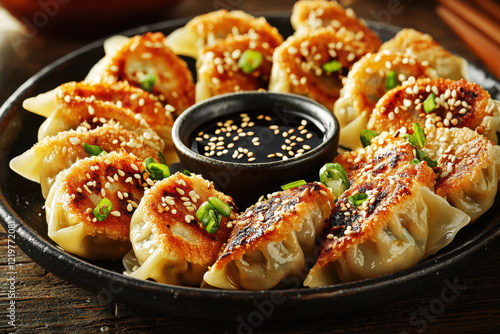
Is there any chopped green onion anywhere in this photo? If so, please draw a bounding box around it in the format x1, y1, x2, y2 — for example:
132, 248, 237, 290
208, 197, 232, 217
360, 129, 378, 147
322, 59, 342, 73
404, 123, 438, 168
139, 73, 157, 92
205, 210, 222, 234
183, 169, 192, 176
146, 161, 170, 180
83, 143, 106, 156
158, 151, 166, 165
319, 163, 349, 198
196, 201, 215, 226
281, 180, 307, 190
348, 192, 368, 207
386, 70, 398, 90
423, 92, 436, 113
93, 197, 113, 222
238, 50, 263, 73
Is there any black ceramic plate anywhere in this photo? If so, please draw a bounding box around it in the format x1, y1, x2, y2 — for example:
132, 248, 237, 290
1, 15, 499, 320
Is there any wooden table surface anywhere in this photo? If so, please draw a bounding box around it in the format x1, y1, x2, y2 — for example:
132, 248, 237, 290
0, 0, 499, 333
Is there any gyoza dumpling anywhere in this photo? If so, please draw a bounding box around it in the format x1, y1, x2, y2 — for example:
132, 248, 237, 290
269, 28, 375, 110
123, 173, 237, 286
380, 28, 468, 80
196, 35, 274, 101
367, 78, 500, 143
425, 127, 500, 221
291, 0, 381, 52
45, 151, 153, 260
23, 81, 175, 147
165, 9, 283, 59
334, 51, 437, 149
10, 124, 163, 198
86, 32, 195, 116
203, 182, 335, 290
304, 134, 470, 287
37, 96, 161, 146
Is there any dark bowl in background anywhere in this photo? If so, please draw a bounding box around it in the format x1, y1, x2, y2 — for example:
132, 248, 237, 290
0, 0, 182, 36
172, 91, 340, 209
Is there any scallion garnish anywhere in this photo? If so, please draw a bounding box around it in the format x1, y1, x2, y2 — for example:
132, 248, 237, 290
196, 201, 216, 226
423, 92, 436, 113
404, 123, 438, 168
139, 73, 157, 93
83, 143, 106, 156
360, 129, 378, 147
93, 197, 113, 221
183, 169, 192, 176
281, 179, 307, 190
319, 163, 349, 199
348, 192, 368, 207
238, 50, 263, 73
205, 210, 222, 234
322, 60, 342, 73
208, 197, 232, 217
386, 70, 398, 90
144, 157, 170, 180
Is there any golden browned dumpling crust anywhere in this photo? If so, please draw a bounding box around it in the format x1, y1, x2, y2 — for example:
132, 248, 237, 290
368, 78, 499, 142
196, 35, 275, 100
57, 81, 174, 143
380, 28, 468, 80
89, 32, 195, 116
170, 9, 283, 57
291, 0, 381, 52
136, 173, 237, 268
46, 151, 152, 259
270, 28, 375, 110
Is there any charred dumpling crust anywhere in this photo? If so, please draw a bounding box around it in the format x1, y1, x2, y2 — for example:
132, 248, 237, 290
368, 78, 500, 143
380, 28, 468, 80
334, 132, 420, 184
45, 151, 152, 260
10, 124, 163, 198
291, 0, 381, 52
165, 9, 283, 58
305, 135, 470, 287
196, 35, 275, 101
203, 182, 335, 290
86, 32, 195, 116
124, 173, 237, 286
269, 28, 375, 110
334, 51, 437, 149
425, 127, 500, 221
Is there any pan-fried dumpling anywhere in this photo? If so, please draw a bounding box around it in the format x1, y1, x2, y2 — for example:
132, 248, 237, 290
305, 136, 470, 287
23, 81, 175, 147
45, 151, 152, 259
10, 124, 163, 198
380, 28, 468, 80
291, 0, 381, 52
86, 32, 195, 116
123, 173, 237, 286
196, 35, 274, 101
269, 28, 375, 110
37, 96, 161, 146
425, 127, 500, 221
334, 51, 437, 149
165, 10, 283, 59
367, 78, 500, 143
203, 182, 335, 290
